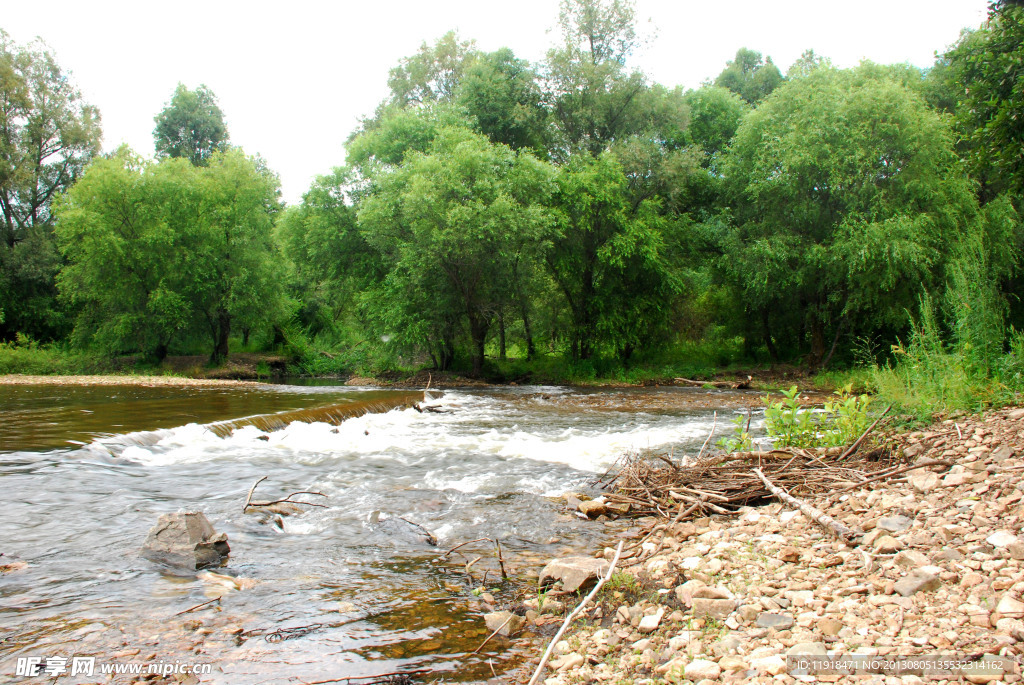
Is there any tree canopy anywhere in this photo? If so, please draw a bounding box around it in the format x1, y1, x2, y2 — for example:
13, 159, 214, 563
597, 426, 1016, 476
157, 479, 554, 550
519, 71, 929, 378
722, 65, 1000, 365
153, 84, 229, 166
714, 48, 784, 105
54, 148, 284, 362
0, 30, 101, 341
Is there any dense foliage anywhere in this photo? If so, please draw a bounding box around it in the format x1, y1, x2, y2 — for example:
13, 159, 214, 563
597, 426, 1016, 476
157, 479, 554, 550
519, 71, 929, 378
3, 0, 1024, 399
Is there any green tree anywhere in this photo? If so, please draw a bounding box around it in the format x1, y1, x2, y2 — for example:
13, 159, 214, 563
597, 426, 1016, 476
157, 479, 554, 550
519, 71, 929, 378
723, 65, 991, 366
54, 149, 199, 359
785, 49, 830, 80
385, 31, 476, 107
547, 152, 683, 360
276, 167, 382, 335
0, 31, 101, 340
153, 84, 229, 166
358, 127, 554, 375
946, 2, 1024, 199
190, 149, 285, 361
714, 48, 784, 105
456, 47, 548, 153
682, 85, 747, 159
55, 148, 284, 362
545, 0, 671, 157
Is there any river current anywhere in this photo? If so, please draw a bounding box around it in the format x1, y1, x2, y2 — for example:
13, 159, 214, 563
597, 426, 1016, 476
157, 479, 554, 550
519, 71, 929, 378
0, 382, 762, 683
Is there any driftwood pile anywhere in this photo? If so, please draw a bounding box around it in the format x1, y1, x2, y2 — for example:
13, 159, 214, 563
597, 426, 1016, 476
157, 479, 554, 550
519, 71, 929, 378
598, 444, 898, 521
593, 414, 963, 565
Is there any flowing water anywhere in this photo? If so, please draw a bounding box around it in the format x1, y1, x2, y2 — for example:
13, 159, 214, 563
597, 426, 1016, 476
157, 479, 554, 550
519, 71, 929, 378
0, 382, 764, 683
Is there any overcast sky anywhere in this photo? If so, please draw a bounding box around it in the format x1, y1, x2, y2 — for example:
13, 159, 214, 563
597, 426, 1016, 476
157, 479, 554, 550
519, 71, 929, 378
5, 0, 989, 204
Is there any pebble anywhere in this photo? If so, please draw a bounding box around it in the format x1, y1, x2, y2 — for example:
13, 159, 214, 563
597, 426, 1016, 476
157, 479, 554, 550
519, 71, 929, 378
877, 515, 913, 533
637, 608, 664, 633
684, 659, 722, 680
755, 612, 795, 630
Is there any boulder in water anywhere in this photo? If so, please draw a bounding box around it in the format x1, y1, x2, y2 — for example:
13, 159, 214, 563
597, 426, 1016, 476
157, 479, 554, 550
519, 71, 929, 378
141, 512, 230, 570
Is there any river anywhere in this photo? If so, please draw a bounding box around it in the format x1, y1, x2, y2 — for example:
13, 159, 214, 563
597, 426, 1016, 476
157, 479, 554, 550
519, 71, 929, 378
0, 381, 763, 683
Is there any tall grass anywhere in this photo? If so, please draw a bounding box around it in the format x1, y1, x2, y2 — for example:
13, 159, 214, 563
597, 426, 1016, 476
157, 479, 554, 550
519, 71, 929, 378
0, 334, 107, 375
871, 279, 1021, 420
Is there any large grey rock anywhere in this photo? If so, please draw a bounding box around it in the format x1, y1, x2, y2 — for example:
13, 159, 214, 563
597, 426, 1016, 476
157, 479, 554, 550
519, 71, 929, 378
141, 512, 229, 570
539, 556, 609, 592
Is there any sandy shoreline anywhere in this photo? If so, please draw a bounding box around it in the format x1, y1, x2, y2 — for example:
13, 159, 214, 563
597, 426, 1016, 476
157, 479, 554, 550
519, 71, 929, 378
0, 374, 268, 388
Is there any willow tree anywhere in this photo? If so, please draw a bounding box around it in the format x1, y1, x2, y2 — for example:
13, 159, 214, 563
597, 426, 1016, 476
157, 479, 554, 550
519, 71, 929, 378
358, 127, 554, 375
723, 65, 989, 366
55, 148, 284, 362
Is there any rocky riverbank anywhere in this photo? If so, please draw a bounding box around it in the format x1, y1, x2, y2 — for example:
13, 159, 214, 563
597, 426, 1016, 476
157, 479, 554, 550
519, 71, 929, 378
521, 406, 1024, 684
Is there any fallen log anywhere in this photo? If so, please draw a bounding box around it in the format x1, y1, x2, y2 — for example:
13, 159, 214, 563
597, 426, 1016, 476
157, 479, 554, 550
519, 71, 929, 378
675, 375, 752, 389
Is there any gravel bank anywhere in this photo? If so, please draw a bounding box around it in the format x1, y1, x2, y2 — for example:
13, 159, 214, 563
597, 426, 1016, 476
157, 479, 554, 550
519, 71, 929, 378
526, 407, 1024, 684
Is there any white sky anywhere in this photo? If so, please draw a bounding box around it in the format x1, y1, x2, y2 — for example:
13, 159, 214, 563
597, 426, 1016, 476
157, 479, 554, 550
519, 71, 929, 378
5, 0, 989, 204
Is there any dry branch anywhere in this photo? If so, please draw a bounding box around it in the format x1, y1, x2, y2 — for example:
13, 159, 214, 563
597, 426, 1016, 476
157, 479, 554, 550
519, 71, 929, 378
753, 468, 860, 545
528, 542, 624, 685
839, 405, 892, 460
243, 477, 328, 512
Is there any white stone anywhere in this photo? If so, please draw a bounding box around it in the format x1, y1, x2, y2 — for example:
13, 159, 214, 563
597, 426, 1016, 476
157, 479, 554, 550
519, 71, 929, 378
996, 593, 1024, 618
987, 530, 1020, 548
638, 608, 664, 633
680, 556, 701, 570
751, 654, 788, 675
684, 659, 722, 680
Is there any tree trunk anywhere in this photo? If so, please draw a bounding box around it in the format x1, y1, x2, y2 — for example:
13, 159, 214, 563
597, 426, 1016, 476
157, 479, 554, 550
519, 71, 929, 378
808, 314, 826, 368
468, 315, 489, 378
762, 310, 779, 363
521, 306, 535, 360
497, 312, 507, 361
242, 327, 250, 348
211, 309, 230, 363
152, 342, 169, 364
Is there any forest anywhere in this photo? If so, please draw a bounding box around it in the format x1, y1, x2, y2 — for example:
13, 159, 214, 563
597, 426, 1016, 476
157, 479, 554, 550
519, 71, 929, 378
1, 0, 1023, 416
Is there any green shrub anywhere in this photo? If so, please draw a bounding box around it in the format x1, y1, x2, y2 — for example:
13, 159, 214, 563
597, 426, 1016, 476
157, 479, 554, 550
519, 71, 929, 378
763, 385, 872, 448
0, 334, 106, 375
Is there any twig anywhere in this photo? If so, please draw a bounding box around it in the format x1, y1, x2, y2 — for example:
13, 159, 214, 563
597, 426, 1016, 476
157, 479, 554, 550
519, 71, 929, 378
528, 541, 624, 685
697, 412, 717, 461
494, 539, 508, 579
753, 468, 860, 545
244, 476, 328, 510
839, 405, 891, 460
299, 669, 431, 685
438, 537, 492, 560
472, 614, 514, 654
243, 476, 268, 512
655, 453, 679, 471
173, 596, 221, 616
829, 459, 954, 495
255, 492, 328, 508
396, 516, 437, 545
465, 555, 483, 573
